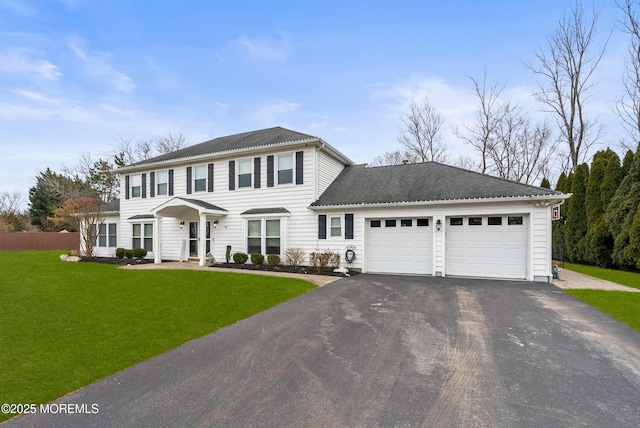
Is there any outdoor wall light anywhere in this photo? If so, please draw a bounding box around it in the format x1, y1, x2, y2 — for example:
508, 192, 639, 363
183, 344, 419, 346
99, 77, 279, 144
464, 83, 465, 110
179, 221, 185, 229
213, 220, 219, 229
436, 219, 442, 231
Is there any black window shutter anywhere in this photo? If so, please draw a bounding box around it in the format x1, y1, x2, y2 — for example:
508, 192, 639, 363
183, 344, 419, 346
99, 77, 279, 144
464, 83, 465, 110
207, 163, 214, 192
295, 151, 304, 184
318, 215, 327, 239
125, 175, 130, 199
266, 155, 274, 187
149, 172, 155, 197
186, 167, 192, 194
141, 173, 147, 198
254, 157, 261, 188
228, 160, 235, 190
168, 169, 174, 196
345, 214, 354, 239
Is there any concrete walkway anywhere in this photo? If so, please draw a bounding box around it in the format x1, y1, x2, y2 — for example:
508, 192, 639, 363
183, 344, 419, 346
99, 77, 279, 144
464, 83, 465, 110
119, 261, 342, 287
553, 267, 640, 292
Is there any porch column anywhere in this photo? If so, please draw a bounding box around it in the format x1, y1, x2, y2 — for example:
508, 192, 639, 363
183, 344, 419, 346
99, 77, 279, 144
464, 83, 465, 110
154, 215, 162, 264
199, 212, 207, 266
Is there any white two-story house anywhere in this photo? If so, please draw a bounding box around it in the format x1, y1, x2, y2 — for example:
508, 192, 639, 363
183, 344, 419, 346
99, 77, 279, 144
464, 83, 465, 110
91, 126, 569, 282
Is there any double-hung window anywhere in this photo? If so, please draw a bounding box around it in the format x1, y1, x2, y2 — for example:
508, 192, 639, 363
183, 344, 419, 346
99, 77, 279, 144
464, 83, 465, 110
156, 170, 168, 196
247, 220, 262, 254
132, 223, 153, 251
330, 216, 342, 237
246, 218, 282, 255
238, 159, 252, 188
95, 223, 117, 248
194, 165, 207, 192
130, 175, 142, 198
277, 154, 293, 184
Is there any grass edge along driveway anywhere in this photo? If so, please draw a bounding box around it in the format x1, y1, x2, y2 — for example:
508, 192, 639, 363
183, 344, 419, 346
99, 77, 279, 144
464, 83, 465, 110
564, 262, 640, 332
0, 251, 315, 422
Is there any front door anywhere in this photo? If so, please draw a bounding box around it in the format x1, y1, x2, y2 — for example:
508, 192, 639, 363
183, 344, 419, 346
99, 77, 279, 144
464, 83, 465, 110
189, 221, 211, 257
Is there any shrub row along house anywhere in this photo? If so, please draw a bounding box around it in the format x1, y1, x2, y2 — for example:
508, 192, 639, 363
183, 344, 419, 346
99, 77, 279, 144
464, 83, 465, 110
89, 127, 569, 282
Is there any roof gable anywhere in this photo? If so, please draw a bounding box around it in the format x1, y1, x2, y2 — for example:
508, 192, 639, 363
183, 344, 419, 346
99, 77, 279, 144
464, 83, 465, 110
311, 162, 565, 207
129, 127, 318, 167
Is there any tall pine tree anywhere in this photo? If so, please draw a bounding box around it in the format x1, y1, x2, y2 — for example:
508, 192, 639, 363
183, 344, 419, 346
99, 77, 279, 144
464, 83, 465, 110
605, 145, 640, 269
582, 150, 622, 266
564, 164, 589, 262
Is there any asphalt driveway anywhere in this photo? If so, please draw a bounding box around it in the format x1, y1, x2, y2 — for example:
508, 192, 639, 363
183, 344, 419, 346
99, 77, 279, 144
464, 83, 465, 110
6, 275, 640, 428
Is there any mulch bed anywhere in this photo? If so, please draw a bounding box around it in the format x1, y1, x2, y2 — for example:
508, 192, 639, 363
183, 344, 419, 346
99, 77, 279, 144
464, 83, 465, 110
211, 263, 359, 277
79, 257, 154, 266
79, 257, 358, 277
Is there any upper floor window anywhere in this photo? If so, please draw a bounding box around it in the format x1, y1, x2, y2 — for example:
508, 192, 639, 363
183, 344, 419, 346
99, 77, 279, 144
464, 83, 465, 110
130, 175, 142, 198
156, 170, 168, 196
238, 159, 252, 188
278, 154, 293, 184
194, 165, 207, 192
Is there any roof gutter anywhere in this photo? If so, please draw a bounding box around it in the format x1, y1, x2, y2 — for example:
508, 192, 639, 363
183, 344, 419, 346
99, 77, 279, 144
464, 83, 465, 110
308, 193, 572, 211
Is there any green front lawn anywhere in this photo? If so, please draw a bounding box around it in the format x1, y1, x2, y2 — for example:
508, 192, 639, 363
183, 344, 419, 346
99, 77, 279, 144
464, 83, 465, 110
0, 251, 315, 421
563, 263, 640, 333
564, 290, 640, 332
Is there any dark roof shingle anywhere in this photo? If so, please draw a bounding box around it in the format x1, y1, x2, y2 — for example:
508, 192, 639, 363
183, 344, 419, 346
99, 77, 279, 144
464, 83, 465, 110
311, 162, 564, 206
130, 127, 318, 166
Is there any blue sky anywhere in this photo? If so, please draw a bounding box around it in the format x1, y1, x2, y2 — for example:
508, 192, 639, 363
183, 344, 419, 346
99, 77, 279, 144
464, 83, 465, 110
0, 0, 627, 206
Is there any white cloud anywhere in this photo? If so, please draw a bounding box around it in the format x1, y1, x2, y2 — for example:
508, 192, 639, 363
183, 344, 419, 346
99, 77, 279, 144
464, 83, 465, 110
229, 34, 289, 62
0, 48, 62, 80
251, 99, 300, 125
69, 39, 136, 93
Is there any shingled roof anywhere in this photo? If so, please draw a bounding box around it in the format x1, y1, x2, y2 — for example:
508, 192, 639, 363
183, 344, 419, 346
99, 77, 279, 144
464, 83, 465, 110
311, 162, 565, 207
130, 127, 319, 167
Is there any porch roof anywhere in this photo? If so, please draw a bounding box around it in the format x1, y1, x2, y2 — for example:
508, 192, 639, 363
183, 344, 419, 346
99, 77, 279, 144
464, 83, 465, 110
150, 197, 228, 218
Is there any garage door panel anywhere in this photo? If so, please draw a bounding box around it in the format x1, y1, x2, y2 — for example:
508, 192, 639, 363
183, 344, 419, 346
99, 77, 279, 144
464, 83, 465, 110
445, 215, 527, 280
366, 218, 432, 275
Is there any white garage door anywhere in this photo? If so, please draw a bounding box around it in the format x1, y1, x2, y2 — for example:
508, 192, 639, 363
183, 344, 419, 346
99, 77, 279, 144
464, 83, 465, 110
366, 218, 433, 275
445, 215, 527, 279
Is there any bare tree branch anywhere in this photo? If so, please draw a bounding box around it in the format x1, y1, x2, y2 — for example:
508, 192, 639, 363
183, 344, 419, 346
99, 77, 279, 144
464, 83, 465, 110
398, 97, 448, 163
526, 1, 609, 171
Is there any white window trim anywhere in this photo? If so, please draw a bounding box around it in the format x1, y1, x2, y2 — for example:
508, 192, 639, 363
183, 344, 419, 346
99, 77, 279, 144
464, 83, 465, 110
193, 165, 207, 193
131, 222, 154, 253
237, 158, 253, 189
242, 214, 289, 255
130, 174, 142, 198
276, 153, 294, 185
330, 215, 342, 238
95, 222, 118, 248
156, 170, 169, 196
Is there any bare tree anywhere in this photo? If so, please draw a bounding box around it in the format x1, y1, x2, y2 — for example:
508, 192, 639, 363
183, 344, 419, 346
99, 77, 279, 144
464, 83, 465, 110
455, 73, 558, 184
54, 197, 104, 257
454, 73, 506, 174
156, 132, 187, 155
369, 149, 418, 167
526, 1, 609, 172
114, 132, 187, 166
616, 0, 640, 149
398, 97, 448, 163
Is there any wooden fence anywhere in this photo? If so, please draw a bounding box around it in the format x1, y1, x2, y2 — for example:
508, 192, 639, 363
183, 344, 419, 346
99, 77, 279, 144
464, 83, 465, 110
0, 232, 80, 251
